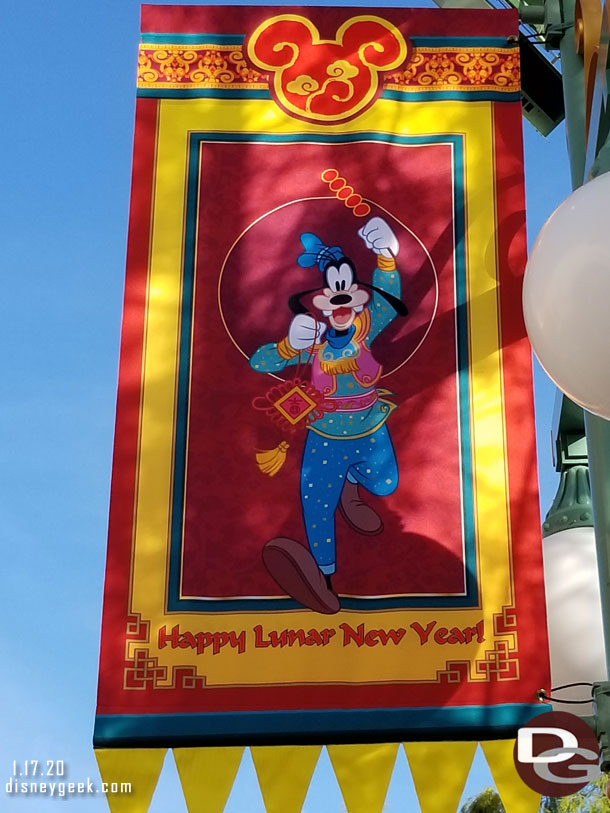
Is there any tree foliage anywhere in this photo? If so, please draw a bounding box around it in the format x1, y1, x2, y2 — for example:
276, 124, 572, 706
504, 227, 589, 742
460, 787, 506, 812
540, 796, 561, 813
461, 778, 610, 813
542, 776, 610, 812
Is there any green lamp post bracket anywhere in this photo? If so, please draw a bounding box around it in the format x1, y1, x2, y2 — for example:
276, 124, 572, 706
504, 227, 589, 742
543, 391, 593, 537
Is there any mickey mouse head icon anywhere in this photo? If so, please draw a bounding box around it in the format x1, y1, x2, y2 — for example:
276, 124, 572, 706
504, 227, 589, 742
247, 15, 408, 124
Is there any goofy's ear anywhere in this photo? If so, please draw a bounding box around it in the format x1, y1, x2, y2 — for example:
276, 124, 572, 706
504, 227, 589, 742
288, 287, 321, 315
360, 282, 408, 317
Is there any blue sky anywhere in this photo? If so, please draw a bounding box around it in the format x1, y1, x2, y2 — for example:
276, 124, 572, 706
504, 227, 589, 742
0, 0, 571, 809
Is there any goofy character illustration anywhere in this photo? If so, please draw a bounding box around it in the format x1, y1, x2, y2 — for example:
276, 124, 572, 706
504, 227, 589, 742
249, 217, 407, 613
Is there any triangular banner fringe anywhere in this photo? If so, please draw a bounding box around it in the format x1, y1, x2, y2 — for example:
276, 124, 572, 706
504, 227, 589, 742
481, 740, 542, 813
173, 746, 244, 813
404, 741, 477, 813
94, 748, 166, 813
251, 744, 321, 813
327, 743, 398, 813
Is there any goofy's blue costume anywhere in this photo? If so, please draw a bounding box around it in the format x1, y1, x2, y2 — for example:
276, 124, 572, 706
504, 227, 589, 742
249, 218, 406, 613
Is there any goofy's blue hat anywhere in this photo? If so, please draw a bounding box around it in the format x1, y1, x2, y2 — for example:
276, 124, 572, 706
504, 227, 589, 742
297, 233, 344, 272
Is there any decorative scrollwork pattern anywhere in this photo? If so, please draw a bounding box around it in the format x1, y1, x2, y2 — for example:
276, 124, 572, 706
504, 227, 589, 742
386, 46, 520, 92
137, 44, 268, 88
137, 42, 520, 96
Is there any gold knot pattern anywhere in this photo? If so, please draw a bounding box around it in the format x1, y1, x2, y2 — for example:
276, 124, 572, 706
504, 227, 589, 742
387, 46, 520, 92
137, 42, 519, 95
137, 44, 268, 87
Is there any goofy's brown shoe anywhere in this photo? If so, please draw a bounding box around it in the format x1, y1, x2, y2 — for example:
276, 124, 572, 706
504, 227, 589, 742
339, 479, 383, 535
262, 537, 340, 615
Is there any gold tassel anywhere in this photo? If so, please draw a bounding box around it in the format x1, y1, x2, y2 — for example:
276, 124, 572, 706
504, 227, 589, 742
320, 357, 360, 375
256, 441, 290, 476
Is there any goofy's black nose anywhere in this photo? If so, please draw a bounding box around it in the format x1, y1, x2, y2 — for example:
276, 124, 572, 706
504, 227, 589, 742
330, 294, 352, 306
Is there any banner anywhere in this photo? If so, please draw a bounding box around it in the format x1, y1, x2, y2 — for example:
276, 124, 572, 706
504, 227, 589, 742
95, 4, 550, 749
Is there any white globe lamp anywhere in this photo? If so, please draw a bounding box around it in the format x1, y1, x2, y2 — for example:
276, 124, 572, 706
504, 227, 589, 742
543, 524, 607, 714
523, 172, 610, 418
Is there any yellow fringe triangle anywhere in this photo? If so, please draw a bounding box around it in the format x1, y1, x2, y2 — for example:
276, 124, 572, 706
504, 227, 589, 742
173, 746, 244, 813
328, 743, 398, 813
404, 741, 477, 813
251, 745, 321, 813
256, 441, 289, 476
481, 740, 542, 813
94, 748, 166, 813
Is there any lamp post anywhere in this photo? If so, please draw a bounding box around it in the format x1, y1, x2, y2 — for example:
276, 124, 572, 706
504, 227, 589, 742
541, 394, 606, 716
523, 0, 610, 768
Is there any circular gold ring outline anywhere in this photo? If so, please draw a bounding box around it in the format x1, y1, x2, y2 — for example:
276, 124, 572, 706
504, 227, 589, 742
216, 195, 439, 380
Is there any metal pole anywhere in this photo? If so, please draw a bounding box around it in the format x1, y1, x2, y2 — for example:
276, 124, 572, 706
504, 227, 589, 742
584, 412, 610, 676
556, 0, 610, 675
558, 0, 587, 187
553, 0, 610, 765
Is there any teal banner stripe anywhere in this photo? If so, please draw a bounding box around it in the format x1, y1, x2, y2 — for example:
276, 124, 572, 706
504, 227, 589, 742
137, 88, 519, 103
94, 704, 550, 747
451, 138, 476, 607
139, 34, 512, 49
382, 89, 521, 103
411, 36, 516, 48
141, 32, 244, 44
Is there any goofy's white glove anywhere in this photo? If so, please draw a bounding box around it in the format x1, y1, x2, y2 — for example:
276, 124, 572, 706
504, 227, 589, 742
288, 314, 326, 351
358, 217, 399, 259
